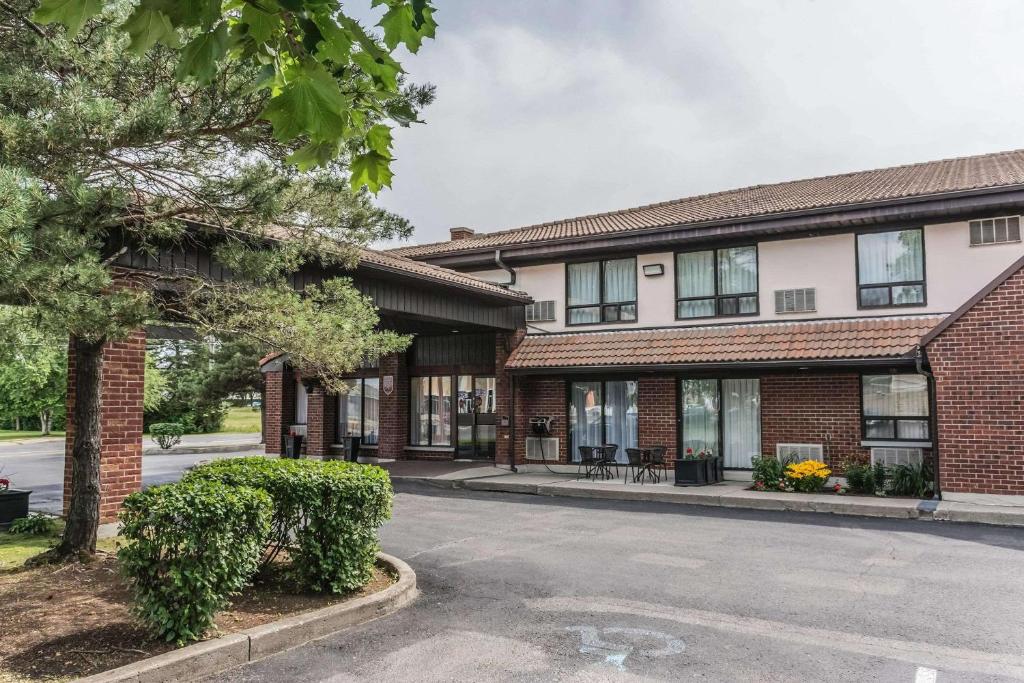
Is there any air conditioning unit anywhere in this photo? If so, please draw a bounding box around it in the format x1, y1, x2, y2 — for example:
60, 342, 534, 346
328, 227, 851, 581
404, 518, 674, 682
871, 447, 923, 468
774, 288, 816, 313
776, 443, 823, 462
525, 300, 556, 322
526, 437, 559, 461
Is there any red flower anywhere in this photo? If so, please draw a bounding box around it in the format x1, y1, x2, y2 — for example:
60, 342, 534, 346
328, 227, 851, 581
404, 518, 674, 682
686, 448, 693, 454
0, 478, 9, 491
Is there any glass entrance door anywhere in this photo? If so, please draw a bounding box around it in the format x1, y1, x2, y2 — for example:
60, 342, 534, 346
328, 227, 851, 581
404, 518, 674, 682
680, 378, 760, 468
457, 376, 497, 459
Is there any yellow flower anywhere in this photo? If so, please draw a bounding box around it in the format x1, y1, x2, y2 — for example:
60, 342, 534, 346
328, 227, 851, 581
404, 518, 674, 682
785, 460, 831, 480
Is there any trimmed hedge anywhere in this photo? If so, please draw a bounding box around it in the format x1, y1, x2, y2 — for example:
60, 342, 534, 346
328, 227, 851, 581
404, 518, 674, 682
184, 457, 393, 593
118, 480, 272, 644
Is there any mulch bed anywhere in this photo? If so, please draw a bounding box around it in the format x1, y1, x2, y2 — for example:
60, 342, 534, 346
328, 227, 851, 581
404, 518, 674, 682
0, 552, 394, 682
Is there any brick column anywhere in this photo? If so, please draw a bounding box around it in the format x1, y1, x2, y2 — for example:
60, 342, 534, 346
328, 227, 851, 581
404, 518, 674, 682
305, 383, 336, 457
495, 329, 526, 466
263, 367, 296, 455
376, 351, 408, 459
638, 377, 677, 463
63, 330, 146, 524
516, 376, 567, 463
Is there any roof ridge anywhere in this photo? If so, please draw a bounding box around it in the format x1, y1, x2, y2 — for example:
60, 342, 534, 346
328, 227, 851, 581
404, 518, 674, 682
388, 148, 1024, 257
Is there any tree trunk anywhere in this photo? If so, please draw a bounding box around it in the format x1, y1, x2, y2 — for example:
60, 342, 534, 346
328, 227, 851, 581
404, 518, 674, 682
14, 416, 20, 431
52, 336, 105, 559
39, 409, 51, 436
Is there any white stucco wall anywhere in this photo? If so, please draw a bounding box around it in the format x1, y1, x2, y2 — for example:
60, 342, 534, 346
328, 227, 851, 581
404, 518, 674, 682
466, 219, 1024, 333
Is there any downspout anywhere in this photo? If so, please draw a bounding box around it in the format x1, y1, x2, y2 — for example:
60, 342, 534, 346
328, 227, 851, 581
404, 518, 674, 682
915, 345, 941, 500
495, 249, 516, 287
509, 372, 518, 472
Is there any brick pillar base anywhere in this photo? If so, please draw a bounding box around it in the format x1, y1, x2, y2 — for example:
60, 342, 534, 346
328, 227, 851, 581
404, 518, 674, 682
63, 331, 146, 524
306, 383, 335, 457
377, 351, 408, 459
263, 368, 296, 455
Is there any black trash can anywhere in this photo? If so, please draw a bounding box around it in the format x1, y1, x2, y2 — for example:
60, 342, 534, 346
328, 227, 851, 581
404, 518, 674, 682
283, 431, 303, 459
342, 436, 362, 462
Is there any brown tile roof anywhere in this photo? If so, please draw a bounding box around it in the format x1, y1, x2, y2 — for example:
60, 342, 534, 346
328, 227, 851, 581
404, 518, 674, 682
390, 149, 1024, 258
356, 247, 530, 301
505, 316, 945, 370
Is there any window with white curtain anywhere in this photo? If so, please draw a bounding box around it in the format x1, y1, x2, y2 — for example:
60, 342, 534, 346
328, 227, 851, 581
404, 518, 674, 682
862, 374, 930, 441
675, 246, 758, 319
337, 377, 380, 445
568, 380, 638, 462
294, 379, 308, 424
680, 378, 761, 467
410, 376, 451, 446
566, 258, 637, 325
856, 229, 925, 308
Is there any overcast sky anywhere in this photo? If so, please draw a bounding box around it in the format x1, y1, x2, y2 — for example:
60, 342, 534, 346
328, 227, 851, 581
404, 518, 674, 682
371, 0, 1024, 247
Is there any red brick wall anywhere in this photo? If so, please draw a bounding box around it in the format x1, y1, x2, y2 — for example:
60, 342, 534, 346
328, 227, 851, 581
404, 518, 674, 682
637, 377, 677, 462
495, 330, 526, 466
262, 368, 296, 455
760, 373, 867, 470
378, 351, 409, 459
305, 383, 335, 457
515, 377, 567, 463
927, 265, 1024, 495
63, 331, 146, 524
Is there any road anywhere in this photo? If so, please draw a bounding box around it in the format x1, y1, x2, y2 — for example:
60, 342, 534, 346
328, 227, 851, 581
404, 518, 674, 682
0, 433, 263, 515
207, 482, 1024, 682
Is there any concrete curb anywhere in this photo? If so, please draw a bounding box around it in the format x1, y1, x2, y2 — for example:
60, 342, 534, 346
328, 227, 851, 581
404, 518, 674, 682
435, 477, 1024, 527
78, 552, 417, 683
143, 442, 262, 456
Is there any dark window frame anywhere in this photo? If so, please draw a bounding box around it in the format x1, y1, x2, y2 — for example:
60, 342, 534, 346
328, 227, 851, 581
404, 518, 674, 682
564, 378, 640, 461
336, 377, 380, 446
855, 227, 927, 310
677, 376, 762, 468
409, 374, 454, 447
674, 245, 760, 321
859, 373, 931, 443
564, 258, 638, 327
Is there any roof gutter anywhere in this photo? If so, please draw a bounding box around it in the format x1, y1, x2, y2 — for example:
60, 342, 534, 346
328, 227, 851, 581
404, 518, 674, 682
505, 356, 916, 376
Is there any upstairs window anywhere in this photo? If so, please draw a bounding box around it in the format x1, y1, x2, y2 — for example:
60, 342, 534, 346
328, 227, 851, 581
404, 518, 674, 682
857, 229, 925, 308
566, 258, 637, 325
675, 246, 758, 319
862, 374, 929, 442
970, 216, 1021, 246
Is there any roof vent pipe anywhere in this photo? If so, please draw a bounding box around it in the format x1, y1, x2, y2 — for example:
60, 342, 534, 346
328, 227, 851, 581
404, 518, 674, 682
495, 248, 516, 287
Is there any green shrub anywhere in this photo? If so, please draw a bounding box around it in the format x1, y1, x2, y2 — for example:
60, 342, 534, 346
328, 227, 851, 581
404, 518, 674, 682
8, 513, 58, 536
844, 461, 875, 494
872, 461, 888, 494
887, 461, 933, 498
118, 480, 271, 644
185, 457, 393, 593
751, 455, 786, 489
149, 422, 185, 450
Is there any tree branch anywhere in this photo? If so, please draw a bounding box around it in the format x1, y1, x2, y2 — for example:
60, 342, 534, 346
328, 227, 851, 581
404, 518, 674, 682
0, 0, 47, 39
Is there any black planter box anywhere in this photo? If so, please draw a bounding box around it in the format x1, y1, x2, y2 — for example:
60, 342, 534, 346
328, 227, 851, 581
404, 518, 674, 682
703, 456, 723, 484
674, 459, 708, 486
0, 489, 31, 528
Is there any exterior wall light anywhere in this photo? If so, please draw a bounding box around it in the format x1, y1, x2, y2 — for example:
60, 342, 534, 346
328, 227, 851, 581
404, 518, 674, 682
642, 264, 665, 277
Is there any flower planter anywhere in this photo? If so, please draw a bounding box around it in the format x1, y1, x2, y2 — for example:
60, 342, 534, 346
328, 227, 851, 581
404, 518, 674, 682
703, 456, 724, 484
674, 459, 709, 486
0, 489, 31, 528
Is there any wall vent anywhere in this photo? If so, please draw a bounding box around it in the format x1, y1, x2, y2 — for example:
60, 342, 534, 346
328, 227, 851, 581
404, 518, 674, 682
870, 447, 923, 468
526, 437, 559, 461
774, 288, 816, 314
970, 216, 1021, 245
776, 443, 823, 462
525, 300, 556, 322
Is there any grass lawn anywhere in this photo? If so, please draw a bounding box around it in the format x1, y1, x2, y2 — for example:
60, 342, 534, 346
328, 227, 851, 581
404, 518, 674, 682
0, 524, 119, 571
0, 430, 64, 442
219, 406, 262, 434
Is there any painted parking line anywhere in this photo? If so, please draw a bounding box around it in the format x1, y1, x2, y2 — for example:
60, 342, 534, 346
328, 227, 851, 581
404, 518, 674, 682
915, 665, 938, 683
529, 597, 1024, 680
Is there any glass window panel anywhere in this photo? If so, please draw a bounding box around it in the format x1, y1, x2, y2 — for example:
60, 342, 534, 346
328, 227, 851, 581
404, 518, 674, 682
410, 377, 429, 445
892, 284, 925, 305
294, 380, 308, 424
602, 305, 620, 322
618, 303, 637, 321
722, 379, 760, 468
603, 258, 636, 303
677, 299, 715, 319
568, 306, 600, 325
1010, 217, 1021, 241
860, 287, 890, 307
457, 375, 473, 414
474, 377, 496, 413
995, 218, 1008, 242
970, 221, 982, 245
681, 379, 720, 456
897, 419, 929, 440
569, 382, 603, 462
864, 419, 895, 439
431, 376, 452, 446
718, 246, 758, 295
858, 230, 924, 285
719, 297, 738, 316
363, 378, 379, 445
567, 262, 600, 306
738, 296, 758, 314
676, 251, 715, 298
603, 381, 638, 463
983, 220, 995, 243
337, 378, 362, 439
863, 375, 928, 417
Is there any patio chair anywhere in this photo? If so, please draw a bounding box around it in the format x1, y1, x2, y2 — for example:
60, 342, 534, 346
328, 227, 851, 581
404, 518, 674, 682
624, 448, 647, 484
576, 446, 601, 480
648, 445, 669, 483
599, 444, 619, 480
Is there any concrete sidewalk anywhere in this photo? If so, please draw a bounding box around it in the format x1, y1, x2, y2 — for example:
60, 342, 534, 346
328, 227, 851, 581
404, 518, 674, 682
383, 462, 1024, 528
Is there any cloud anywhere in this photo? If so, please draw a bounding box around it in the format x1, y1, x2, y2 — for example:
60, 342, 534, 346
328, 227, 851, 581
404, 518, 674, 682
376, 0, 1024, 246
